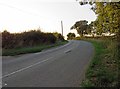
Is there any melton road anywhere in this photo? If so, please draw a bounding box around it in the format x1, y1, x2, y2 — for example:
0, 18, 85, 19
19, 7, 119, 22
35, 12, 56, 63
2, 40, 94, 87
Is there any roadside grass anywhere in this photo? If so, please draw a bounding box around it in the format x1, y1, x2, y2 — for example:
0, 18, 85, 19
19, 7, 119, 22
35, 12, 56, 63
2, 41, 68, 56
81, 38, 118, 87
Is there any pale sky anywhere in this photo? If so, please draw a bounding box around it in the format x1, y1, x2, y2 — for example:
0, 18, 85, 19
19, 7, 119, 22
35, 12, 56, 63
0, 0, 97, 38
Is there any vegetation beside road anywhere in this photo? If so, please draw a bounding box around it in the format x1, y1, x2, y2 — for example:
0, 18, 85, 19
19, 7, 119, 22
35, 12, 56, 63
2, 41, 68, 56
71, 2, 120, 87
2, 29, 67, 56
81, 37, 119, 87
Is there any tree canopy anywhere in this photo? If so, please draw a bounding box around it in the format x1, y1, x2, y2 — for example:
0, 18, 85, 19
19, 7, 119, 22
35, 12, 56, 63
77, 1, 120, 39
71, 20, 89, 37
67, 32, 76, 40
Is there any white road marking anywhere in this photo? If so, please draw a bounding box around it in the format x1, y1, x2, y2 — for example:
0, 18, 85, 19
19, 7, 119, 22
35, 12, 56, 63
4, 83, 7, 86
64, 49, 72, 53
1, 57, 53, 79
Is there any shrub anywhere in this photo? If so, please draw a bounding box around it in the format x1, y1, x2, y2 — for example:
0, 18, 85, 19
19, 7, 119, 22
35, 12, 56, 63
53, 32, 64, 41
2, 30, 58, 49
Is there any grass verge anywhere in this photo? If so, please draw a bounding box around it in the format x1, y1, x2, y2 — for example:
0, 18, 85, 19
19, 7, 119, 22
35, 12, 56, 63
81, 38, 118, 87
2, 41, 68, 56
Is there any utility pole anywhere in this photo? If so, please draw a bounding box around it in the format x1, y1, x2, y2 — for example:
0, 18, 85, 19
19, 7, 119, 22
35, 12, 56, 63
61, 20, 63, 36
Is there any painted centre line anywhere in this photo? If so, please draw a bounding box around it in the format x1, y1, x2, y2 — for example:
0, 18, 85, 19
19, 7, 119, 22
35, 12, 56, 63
1, 57, 53, 79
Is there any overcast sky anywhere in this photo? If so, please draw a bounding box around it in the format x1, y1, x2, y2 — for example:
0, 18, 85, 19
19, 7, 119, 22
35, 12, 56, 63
0, 0, 97, 38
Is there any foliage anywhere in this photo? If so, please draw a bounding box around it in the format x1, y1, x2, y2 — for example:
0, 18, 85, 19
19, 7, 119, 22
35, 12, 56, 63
53, 32, 65, 41
2, 30, 65, 49
67, 32, 76, 40
3, 41, 68, 56
78, 1, 120, 38
74, 36, 81, 40
95, 2, 120, 36
2, 30, 15, 49
76, 1, 120, 87
71, 20, 89, 37
81, 38, 118, 87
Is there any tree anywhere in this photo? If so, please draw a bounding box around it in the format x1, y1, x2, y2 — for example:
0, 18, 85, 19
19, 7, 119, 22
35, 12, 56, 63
71, 20, 88, 37
77, 1, 120, 38
76, 0, 120, 87
67, 33, 76, 40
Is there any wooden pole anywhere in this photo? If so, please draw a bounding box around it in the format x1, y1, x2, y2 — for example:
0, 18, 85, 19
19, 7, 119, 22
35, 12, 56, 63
61, 21, 63, 36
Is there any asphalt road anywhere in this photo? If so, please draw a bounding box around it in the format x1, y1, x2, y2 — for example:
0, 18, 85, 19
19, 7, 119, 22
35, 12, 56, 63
2, 40, 94, 87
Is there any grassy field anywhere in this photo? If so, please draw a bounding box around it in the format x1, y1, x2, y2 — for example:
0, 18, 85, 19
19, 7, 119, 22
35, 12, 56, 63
2, 41, 68, 56
81, 38, 118, 87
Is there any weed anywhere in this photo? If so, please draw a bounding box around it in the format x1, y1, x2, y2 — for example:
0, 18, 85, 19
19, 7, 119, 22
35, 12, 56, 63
81, 39, 118, 87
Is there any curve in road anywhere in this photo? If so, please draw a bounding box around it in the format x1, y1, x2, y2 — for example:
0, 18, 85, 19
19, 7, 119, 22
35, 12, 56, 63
2, 40, 94, 87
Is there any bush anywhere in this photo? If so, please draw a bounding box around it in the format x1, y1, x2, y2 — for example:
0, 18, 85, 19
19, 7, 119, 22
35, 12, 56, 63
81, 39, 118, 87
2, 30, 58, 49
2, 30, 15, 49
53, 32, 64, 41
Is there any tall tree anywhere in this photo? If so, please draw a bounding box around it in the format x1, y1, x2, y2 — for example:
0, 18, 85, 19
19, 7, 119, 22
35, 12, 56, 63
77, 0, 120, 87
71, 20, 88, 37
77, 1, 120, 38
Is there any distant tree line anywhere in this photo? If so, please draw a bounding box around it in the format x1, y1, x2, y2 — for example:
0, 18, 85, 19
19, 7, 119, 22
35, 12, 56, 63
2, 30, 64, 49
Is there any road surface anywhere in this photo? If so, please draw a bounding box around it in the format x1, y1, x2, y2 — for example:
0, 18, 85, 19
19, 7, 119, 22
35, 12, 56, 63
2, 40, 94, 87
